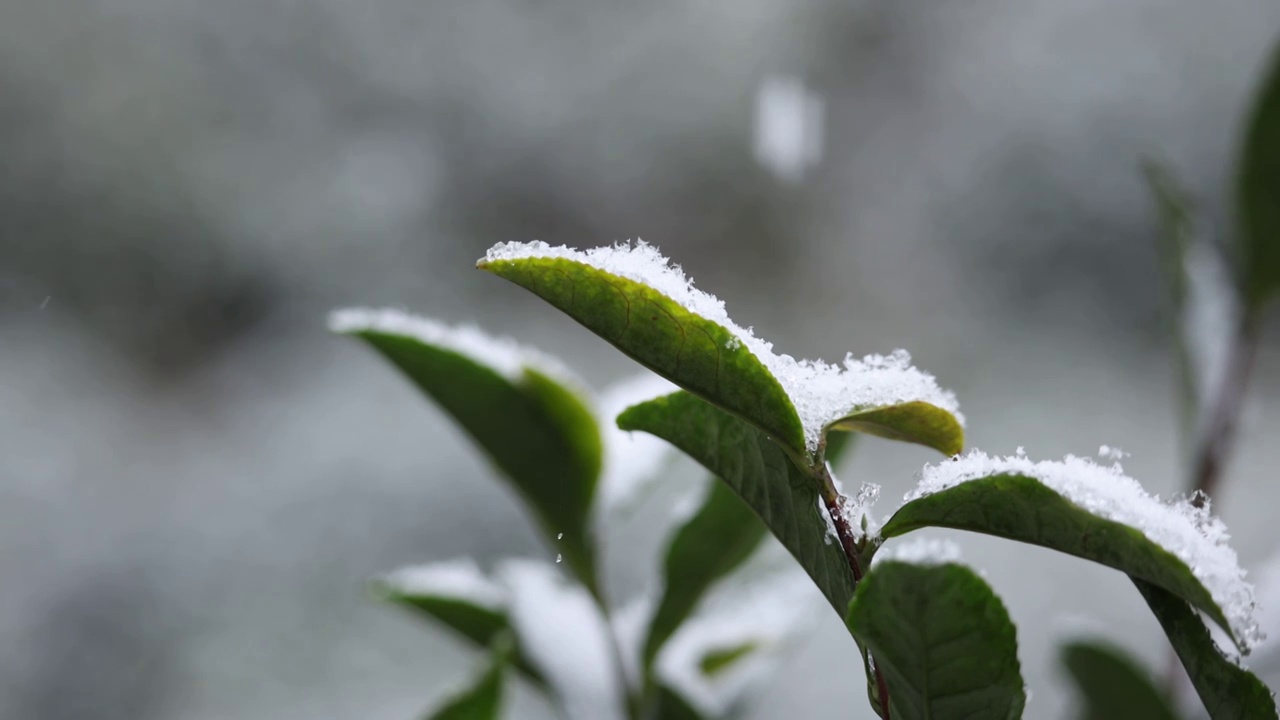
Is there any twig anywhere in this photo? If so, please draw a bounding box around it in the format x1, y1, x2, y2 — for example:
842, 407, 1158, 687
817, 462, 891, 720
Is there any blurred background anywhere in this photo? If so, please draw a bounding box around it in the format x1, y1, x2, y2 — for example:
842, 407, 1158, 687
3, 0, 1280, 717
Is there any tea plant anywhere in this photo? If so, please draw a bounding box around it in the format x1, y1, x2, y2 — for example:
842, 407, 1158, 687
334, 40, 1280, 720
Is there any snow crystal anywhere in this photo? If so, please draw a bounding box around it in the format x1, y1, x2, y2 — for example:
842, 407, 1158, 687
906, 450, 1261, 651
1097, 445, 1129, 462
595, 372, 679, 518
329, 307, 584, 391
753, 75, 824, 183
481, 242, 963, 453
379, 558, 508, 610
872, 537, 963, 568
498, 560, 625, 720
657, 571, 817, 716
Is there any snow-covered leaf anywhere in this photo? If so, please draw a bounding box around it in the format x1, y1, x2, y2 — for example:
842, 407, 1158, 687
331, 309, 604, 593
655, 574, 817, 718
596, 371, 679, 523
882, 451, 1260, 653
478, 241, 962, 463
617, 390, 855, 614
424, 634, 511, 720
1061, 638, 1179, 720
641, 480, 767, 674
1134, 579, 1277, 720
376, 560, 547, 689
498, 560, 626, 720
1237, 41, 1280, 309
846, 560, 1025, 720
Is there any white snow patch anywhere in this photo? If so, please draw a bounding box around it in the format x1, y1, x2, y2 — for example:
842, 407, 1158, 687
753, 75, 824, 183
596, 372, 679, 517
380, 558, 507, 610
657, 572, 817, 716
1183, 242, 1239, 425
498, 560, 625, 720
1097, 444, 1129, 461
611, 594, 655, 691
906, 450, 1261, 651
481, 241, 963, 453
329, 307, 584, 391
872, 537, 963, 568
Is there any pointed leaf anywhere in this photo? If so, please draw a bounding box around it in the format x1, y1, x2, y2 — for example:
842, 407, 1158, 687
698, 641, 761, 677
425, 636, 511, 720
882, 473, 1245, 650
1061, 639, 1180, 720
332, 310, 603, 592
827, 401, 963, 457
376, 562, 547, 688
1237, 41, 1280, 308
1134, 579, 1277, 720
845, 561, 1026, 720
642, 480, 768, 672
478, 254, 807, 457
617, 391, 856, 614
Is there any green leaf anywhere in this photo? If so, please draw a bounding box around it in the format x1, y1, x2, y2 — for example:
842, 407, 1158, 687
478, 255, 807, 458
337, 320, 603, 593
1237, 40, 1280, 308
641, 480, 768, 672
653, 684, 709, 720
1060, 639, 1180, 720
375, 581, 547, 689
827, 401, 964, 457
1141, 159, 1201, 441
617, 391, 856, 614
1134, 579, 1277, 720
881, 473, 1241, 649
699, 641, 761, 677
845, 561, 1026, 720
425, 636, 511, 720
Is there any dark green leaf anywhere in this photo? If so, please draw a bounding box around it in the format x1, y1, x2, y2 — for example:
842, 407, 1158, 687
642, 480, 768, 672
1238, 40, 1280, 308
617, 391, 856, 614
827, 401, 964, 457
845, 561, 1025, 720
1061, 639, 1179, 720
478, 255, 807, 458
338, 323, 603, 593
425, 636, 511, 720
375, 582, 547, 689
652, 684, 709, 720
1134, 579, 1277, 720
881, 473, 1241, 650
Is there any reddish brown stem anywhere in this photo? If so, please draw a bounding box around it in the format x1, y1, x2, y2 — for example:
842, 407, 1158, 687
819, 464, 890, 719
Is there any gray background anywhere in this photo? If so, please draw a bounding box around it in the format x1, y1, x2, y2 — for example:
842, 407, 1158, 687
3, 0, 1280, 717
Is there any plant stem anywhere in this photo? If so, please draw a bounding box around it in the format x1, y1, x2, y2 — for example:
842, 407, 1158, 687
590, 587, 643, 720
1188, 308, 1261, 507
816, 462, 891, 720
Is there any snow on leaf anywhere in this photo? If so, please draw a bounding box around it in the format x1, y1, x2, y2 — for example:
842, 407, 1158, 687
481, 241, 962, 455
381, 559, 508, 611
497, 560, 625, 720
656, 570, 818, 717
329, 307, 584, 391
904, 450, 1261, 652
595, 371, 679, 518
872, 537, 963, 568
